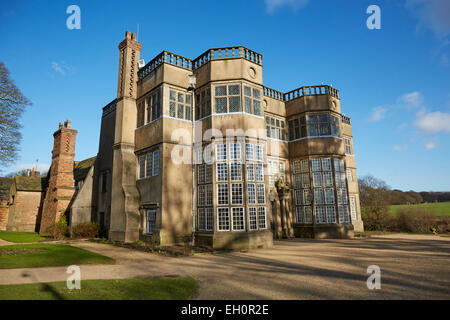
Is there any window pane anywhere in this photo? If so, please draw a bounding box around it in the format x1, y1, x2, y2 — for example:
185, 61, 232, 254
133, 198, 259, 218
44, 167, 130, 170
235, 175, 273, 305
169, 102, 176, 117
215, 97, 227, 113
244, 86, 251, 97
139, 155, 145, 179
152, 151, 159, 176
218, 207, 230, 230
198, 208, 205, 230
228, 85, 240, 95
309, 124, 319, 136
185, 106, 191, 120
230, 143, 241, 160
217, 184, 229, 205
249, 207, 257, 230
229, 96, 240, 112
146, 153, 153, 178
246, 163, 255, 181
253, 100, 261, 116
326, 206, 336, 223
253, 89, 261, 99
231, 183, 243, 204
255, 163, 264, 181
244, 97, 252, 113
257, 183, 265, 204
248, 183, 256, 204
170, 91, 176, 101
245, 144, 254, 160
178, 93, 184, 103
198, 165, 205, 184
206, 207, 213, 231
216, 163, 228, 181
216, 144, 227, 161
230, 163, 242, 181
258, 207, 266, 229
232, 207, 245, 231
198, 185, 205, 206
215, 85, 227, 96
177, 104, 184, 119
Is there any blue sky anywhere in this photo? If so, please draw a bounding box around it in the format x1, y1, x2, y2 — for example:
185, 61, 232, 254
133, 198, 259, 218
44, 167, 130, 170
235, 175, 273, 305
0, 0, 449, 191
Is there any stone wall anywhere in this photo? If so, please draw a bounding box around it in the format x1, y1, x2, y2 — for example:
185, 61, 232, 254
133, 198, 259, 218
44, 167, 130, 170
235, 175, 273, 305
0, 200, 9, 230
7, 191, 42, 232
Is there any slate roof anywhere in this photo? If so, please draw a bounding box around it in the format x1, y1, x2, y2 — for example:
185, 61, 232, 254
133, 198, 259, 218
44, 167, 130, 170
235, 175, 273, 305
73, 156, 96, 181
0, 177, 13, 200
14, 176, 47, 192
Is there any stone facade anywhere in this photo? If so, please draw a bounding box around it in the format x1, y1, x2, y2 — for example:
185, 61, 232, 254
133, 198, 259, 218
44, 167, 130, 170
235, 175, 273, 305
6, 176, 45, 232
76, 31, 363, 250
0, 178, 12, 230
0, 200, 9, 231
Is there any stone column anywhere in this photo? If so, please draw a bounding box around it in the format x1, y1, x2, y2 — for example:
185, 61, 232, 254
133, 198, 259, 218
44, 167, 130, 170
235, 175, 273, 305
109, 31, 142, 243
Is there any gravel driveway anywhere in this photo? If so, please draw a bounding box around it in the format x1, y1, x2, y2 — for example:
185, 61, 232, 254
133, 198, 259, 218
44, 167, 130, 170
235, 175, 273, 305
0, 234, 449, 299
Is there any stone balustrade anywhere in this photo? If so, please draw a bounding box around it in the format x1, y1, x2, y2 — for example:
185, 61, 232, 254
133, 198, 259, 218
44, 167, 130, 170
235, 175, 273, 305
284, 85, 339, 101
341, 115, 351, 124
263, 86, 284, 101
192, 46, 262, 69
263, 85, 340, 102
138, 51, 193, 80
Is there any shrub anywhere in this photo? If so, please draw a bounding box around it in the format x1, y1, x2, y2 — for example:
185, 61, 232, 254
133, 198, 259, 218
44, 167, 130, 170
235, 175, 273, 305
436, 216, 450, 234
71, 222, 99, 239
46, 215, 69, 240
361, 207, 393, 231
393, 208, 437, 233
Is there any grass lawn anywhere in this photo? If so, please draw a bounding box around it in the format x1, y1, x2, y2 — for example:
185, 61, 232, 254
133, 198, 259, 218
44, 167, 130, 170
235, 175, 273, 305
0, 277, 197, 300
0, 244, 114, 269
0, 231, 46, 243
389, 201, 450, 217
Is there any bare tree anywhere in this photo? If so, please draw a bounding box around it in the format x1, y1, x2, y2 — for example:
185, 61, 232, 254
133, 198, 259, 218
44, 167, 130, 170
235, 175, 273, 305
358, 175, 392, 230
0, 62, 31, 170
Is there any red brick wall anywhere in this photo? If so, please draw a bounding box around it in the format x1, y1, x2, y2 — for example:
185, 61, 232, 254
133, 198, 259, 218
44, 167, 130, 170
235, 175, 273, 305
7, 191, 42, 232
40, 125, 77, 235
0, 200, 9, 231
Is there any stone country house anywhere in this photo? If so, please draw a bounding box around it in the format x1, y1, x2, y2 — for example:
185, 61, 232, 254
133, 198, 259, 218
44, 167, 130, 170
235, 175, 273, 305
0, 31, 364, 250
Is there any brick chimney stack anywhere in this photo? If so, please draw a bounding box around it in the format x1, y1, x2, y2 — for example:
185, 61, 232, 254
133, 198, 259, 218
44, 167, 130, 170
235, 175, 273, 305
39, 120, 77, 235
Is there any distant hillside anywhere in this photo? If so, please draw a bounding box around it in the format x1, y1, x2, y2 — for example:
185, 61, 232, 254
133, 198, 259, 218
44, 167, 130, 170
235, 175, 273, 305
379, 190, 450, 205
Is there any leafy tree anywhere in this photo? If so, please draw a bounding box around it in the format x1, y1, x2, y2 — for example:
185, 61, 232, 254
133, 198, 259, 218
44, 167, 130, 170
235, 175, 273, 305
0, 62, 31, 170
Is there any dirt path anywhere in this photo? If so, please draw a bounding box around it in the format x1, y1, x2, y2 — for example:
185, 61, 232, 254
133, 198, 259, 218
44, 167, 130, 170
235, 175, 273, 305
1, 234, 449, 299
0, 239, 14, 246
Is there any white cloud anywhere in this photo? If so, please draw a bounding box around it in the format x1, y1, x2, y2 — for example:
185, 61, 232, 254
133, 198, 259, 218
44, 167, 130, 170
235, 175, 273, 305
264, 0, 309, 14
392, 145, 408, 152
51, 61, 74, 75
414, 110, 450, 134
398, 91, 423, 108
406, 0, 450, 39
369, 106, 388, 122
425, 141, 437, 150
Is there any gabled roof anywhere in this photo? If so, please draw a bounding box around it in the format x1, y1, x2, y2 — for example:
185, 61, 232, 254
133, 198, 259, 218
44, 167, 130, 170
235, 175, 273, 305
14, 176, 47, 192
0, 177, 13, 200
73, 156, 96, 181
